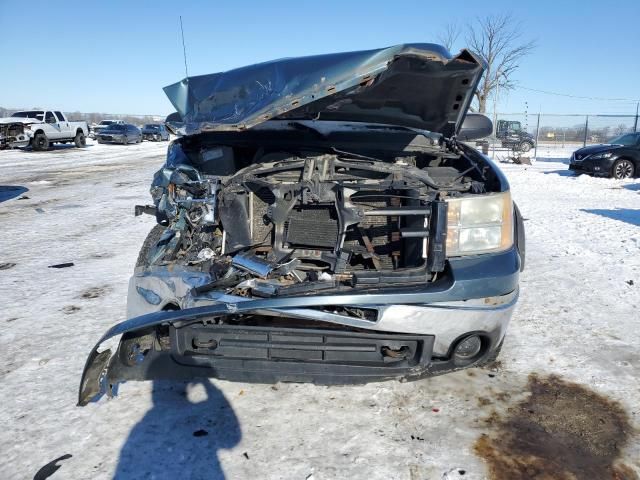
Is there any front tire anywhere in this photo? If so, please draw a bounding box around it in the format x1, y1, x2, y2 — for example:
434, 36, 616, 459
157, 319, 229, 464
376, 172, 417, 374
74, 131, 86, 148
122, 135, 128, 145
519, 141, 533, 153
136, 225, 167, 268
611, 159, 635, 179
32, 133, 49, 151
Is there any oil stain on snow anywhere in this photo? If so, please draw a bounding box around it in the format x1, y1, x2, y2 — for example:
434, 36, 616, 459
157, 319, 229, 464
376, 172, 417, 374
474, 374, 637, 480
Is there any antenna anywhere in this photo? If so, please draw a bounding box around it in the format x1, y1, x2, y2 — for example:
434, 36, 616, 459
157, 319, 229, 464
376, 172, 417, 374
179, 16, 189, 79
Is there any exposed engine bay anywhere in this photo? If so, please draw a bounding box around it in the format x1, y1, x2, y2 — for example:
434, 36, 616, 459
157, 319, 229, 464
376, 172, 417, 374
0, 122, 28, 149
140, 123, 499, 300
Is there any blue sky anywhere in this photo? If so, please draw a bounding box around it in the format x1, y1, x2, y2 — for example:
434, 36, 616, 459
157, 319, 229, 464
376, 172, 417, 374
1, 0, 639, 116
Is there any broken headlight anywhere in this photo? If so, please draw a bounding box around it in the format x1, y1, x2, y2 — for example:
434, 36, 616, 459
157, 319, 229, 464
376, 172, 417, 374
446, 191, 513, 256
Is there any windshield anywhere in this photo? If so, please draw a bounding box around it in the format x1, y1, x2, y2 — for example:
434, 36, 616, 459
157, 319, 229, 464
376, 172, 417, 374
607, 133, 639, 146
144, 124, 159, 130
104, 124, 126, 131
11, 111, 44, 120
100, 121, 114, 126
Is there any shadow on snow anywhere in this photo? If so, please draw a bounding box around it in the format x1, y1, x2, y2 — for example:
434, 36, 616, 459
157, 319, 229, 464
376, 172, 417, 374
582, 208, 640, 227
0, 185, 28, 203
114, 379, 241, 480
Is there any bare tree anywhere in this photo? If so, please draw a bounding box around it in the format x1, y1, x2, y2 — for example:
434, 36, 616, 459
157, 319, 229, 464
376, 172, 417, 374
614, 123, 628, 135
465, 14, 536, 113
438, 23, 461, 52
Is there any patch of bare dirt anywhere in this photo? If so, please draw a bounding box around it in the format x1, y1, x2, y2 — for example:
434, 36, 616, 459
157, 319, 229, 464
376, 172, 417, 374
80, 285, 112, 299
474, 374, 637, 479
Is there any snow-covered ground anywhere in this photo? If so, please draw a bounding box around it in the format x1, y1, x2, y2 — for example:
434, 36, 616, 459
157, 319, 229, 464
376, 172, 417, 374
1, 141, 639, 479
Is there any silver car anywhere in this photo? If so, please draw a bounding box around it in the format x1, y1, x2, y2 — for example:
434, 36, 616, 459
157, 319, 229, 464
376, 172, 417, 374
141, 124, 170, 142
96, 123, 142, 145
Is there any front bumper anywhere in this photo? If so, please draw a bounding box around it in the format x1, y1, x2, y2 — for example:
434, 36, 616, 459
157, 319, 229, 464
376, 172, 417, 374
0, 133, 31, 149
569, 158, 614, 176
97, 134, 125, 144
78, 248, 520, 405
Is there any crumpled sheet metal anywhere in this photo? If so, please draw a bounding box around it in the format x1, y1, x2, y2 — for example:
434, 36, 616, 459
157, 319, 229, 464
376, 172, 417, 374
163, 43, 483, 135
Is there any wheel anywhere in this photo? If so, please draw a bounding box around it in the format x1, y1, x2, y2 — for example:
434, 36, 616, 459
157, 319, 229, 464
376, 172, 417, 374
97, 139, 104, 144
136, 224, 167, 268
122, 135, 128, 145
477, 338, 504, 368
611, 159, 635, 179
32, 133, 49, 151
519, 141, 533, 153
74, 131, 86, 148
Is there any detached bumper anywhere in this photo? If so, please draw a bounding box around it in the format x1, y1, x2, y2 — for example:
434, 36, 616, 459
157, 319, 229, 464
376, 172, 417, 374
78, 248, 521, 405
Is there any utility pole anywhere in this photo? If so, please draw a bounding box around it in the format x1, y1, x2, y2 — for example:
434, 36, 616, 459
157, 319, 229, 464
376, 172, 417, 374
491, 70, 503, 159
533, 112, 540, 159
583, 116, 589, 148
634, 101, 639, 133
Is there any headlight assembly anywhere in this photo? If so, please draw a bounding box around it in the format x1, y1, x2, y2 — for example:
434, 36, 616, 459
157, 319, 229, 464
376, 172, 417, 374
446, 191, 513, 256
590, 152, 612, 159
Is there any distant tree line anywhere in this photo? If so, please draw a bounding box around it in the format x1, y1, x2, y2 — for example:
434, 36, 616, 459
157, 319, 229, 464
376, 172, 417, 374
537, 123, 633, 142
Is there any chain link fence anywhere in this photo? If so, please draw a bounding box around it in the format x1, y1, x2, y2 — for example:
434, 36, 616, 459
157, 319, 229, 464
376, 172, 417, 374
483, 112, 639, 160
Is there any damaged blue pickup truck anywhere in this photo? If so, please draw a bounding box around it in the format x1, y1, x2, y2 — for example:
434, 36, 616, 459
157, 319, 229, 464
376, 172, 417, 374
79, 43, 525, 405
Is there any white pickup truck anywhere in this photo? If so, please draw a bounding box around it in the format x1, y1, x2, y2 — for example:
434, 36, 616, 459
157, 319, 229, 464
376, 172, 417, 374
0, 110, 89, 150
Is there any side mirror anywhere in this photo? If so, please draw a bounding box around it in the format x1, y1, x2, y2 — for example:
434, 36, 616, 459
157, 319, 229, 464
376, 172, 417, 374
458, 113, 493, 141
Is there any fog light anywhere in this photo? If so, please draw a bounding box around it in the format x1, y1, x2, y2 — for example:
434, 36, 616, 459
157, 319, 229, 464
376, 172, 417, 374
454, 335, 482, 359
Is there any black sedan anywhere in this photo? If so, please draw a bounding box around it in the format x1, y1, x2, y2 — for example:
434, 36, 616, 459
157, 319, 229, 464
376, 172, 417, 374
96, 124, 142, 145
569, 132, 640, 179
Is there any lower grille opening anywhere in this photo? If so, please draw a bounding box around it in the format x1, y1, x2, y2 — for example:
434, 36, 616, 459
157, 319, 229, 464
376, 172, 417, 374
171, 323, 429, 367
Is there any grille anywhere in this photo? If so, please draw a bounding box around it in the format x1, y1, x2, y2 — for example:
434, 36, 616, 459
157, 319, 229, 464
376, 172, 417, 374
344, 198, 397, 270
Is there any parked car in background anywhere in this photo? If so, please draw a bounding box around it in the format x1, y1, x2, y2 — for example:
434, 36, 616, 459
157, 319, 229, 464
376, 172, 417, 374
495, 119, 535, 153
0, 110, 88, 150
141, 124, 170, 141
96, 123, 142, 145
90, 119, 125, 139
569, 132, 640, 179
79, 44, 525, 405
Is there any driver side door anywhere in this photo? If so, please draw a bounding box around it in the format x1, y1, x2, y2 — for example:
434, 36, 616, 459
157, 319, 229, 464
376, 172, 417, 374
45, 111, 63, 140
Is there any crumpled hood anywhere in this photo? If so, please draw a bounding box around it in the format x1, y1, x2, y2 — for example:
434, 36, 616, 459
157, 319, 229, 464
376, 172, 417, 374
163, 43, 484, 136
0, 117, 42, 125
